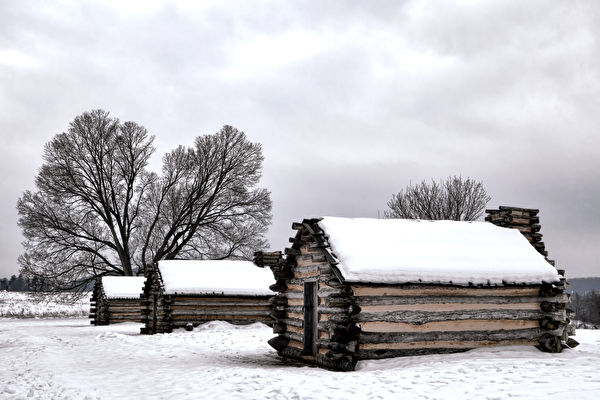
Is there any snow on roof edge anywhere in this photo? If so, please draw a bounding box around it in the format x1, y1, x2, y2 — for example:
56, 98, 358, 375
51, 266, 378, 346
313, 216, 560, 286
156, 260, 274, 296
101, 276, 146, 299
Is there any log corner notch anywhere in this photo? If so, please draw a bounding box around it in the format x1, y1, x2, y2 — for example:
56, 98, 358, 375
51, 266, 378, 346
253, 251, 283, 268
486, 205, 578, 352
89, 278, 108, 325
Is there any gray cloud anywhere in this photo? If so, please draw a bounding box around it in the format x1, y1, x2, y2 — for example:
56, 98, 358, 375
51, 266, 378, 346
1, 0, 598, 278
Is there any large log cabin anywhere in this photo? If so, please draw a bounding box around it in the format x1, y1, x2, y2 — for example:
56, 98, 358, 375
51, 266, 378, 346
90, 276, 146, 325
257, 215, 574, 371
141, 260, 274, 334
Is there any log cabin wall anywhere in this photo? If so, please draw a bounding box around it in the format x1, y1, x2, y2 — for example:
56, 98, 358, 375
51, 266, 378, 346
141, 263, 272, 334
90, 279, 144, 326
166, 295, 272, 329
351, 283, 570, 360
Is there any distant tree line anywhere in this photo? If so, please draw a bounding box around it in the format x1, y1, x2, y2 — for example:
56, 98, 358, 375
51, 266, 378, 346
1, 273, 33, 291
571, 291, 600, 325
0, 273, 87, 291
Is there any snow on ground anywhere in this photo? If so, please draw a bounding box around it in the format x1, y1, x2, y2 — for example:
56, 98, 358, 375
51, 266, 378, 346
1, 317, 600, 400
0, 291, 88, 318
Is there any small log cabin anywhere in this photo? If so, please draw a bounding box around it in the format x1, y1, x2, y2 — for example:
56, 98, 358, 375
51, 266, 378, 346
257, 216, 573, 371
90, 276, 146, 325
141, 260, 274, 334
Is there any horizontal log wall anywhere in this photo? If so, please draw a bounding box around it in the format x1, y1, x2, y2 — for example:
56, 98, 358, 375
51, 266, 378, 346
105, 299, 144, 324
168, 295, 271, 327
352, 284, 569, 360
90, 281, 144, 325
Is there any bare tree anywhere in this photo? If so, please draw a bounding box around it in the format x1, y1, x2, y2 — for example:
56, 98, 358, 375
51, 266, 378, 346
137, 125, 272, 266
384, 176, 491, 221
17, 110, 271, 293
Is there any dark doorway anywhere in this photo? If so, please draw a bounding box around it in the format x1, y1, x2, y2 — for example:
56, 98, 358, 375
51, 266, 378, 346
152, 293, 158, 334
303, 281, 317, 355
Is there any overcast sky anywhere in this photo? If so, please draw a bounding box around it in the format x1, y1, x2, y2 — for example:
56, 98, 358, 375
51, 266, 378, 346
1, 0, 598, 279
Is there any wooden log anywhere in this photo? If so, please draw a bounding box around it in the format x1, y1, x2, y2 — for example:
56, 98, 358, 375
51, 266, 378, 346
359, 302, 542, 312
358, 327, 564, 344
287, 305, 347, 315
283, 331, 304, 343
360, 338, 538, 350
498, 205, 539, 215
107, 306, 146, 313
356, 309, 565, 324
319, 313, 332, 322
538, 333, 561, 352
355, 293, 570, 306
270, 280, 288, 292
107, 312, 143, 318
286, 311, 303, 320
539, 316, 566, 330
104, 300, 143, 307
169, 299, 270, 310
269, 296, 288, 307
170, 313, 269, 320
539, 283, 563, 297
287, 298, 303, 306
287, 284, 304, 292
351, 286, 541, 297
360, 319, 541, 333
286, 324, 304, 335
326, 296, 353, 308
357, 348, 470, 360
540, 301, 565, 312
294, 269, 320, 279
282, 291, 304, 299
285, 247, 300, 256
169, 296, 270, 302
170, 305, 270, 312
273, 322, 286, 334
281, 317, 303, 328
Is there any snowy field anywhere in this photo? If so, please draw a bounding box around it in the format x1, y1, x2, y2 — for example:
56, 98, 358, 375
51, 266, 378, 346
0, 291, 88, 318
1, 294, 600, 399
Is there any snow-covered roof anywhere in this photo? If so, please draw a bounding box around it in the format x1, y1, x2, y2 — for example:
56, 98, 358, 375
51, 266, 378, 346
101, 276, 145, 299
317, 217, 560, 286
157, 260, 274, 296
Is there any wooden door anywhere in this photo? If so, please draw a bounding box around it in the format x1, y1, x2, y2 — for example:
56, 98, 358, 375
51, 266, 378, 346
303, 281, 317, 355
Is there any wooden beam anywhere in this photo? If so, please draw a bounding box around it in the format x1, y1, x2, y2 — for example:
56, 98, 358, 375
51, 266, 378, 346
351, 286, 540, 297
359, 303, 541, 312
360, 338, 538, 350
360, 319, 540, 333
